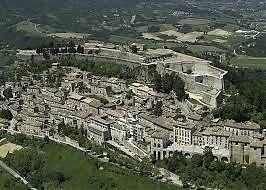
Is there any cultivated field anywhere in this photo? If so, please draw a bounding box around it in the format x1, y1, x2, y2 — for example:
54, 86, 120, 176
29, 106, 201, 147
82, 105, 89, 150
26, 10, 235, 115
208, 29, 232, 37
187, 45, 226, 53
160, 30, 183, 38
154, 30, 203, 42
142, 33, 162, 41
0, 142, 23, 158
47, 32, 90, 39
212, 39, 227, 43
178, 32, 203, 42
178, 18, 210, 25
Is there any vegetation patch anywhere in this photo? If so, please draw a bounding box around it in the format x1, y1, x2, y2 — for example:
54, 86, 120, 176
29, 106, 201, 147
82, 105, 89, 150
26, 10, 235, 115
15, 21, 47, 37
208, 29, 232, 37
178, 18, 210, 25
0, 143, 23, 158
142, 33, 162, 41
0, 170, 27, 190
229, 56, 266, 69
47, 32, 90, 39
3, 136, 181, 190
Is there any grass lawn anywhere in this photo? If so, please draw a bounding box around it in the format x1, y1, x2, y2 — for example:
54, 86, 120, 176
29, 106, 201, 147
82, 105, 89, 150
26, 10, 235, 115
0, 170, 27, 190
12, 142, 182, 190
229, 56, 266, 69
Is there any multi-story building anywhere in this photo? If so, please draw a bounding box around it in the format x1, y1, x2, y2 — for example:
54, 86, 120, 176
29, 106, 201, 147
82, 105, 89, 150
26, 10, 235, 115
174, 121, 196, 145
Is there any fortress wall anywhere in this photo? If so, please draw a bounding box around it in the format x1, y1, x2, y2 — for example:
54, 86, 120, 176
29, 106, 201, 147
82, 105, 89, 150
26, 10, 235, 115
249, 147, 262, 165
208, 65, 227, 75
230, 143, 245, 164
202, 93, 213, 106
99, 48, 143, 62
166, 62, 194, 73
55, 53, 142, 68
194, 62, 209, 74
166, 69, 212, 95
173, 64, 183, 72
174, 72, 195, 84
202, 75, 223, 90
202, 92, 217, 107
182, 63, 194, 73
193, 82, 211, 93
167, 63, 183, 72
18, 52, 142, 69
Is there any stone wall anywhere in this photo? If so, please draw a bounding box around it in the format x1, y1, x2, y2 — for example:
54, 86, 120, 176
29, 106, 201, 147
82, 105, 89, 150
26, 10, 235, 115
202, 75, 223, 90
230, 143, 245, 164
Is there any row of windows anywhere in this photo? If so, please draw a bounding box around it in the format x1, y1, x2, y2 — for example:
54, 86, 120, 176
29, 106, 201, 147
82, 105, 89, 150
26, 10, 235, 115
175, 129, 191, 137
227, 128, 251, 136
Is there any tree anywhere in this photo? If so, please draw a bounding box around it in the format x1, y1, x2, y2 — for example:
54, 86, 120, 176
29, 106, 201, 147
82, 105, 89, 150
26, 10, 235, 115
68, 40, 76, 53
77, 45, 84, 54
220, 95, 253, 122
43, 50, 50, 60
153, 101, 163, 116
54, 171, 67, 184
161, 73, 173, 93
203, 147, 214, 168
0, 109, 13, 120
3, 87, 13, 99
147, 25, 160, 33
190, 154, 203, 168
153, 72, 162, 92
180, 24, 193, 34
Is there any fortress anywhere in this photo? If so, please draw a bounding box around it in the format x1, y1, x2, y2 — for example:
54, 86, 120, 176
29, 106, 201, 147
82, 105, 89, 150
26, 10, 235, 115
17, 42, 227, 107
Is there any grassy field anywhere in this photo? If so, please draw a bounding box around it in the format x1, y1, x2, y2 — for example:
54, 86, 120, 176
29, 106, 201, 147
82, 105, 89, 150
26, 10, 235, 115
136, 24, 176, 33
47, 32, 90, 39
109, 35, 161, 48
8, 142, 182, 190
187, 45, 226, 54
229, 56, 266, 69
178, 18, 210, 25
0, 170, 27, 190
15, 21, 46, 36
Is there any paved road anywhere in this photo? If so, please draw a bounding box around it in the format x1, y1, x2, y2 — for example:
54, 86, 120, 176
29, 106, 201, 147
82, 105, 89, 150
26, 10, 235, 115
0, 138, 6, 144
0, 160, 37, 190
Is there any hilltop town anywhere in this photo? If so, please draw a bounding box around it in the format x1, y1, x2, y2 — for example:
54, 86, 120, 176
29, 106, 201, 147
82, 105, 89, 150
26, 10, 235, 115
1, 42, 265, 168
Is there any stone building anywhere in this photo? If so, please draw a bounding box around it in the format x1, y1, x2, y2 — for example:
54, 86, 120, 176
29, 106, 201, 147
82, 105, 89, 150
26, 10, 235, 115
201, 127, 230, 149
87, 123, 110, 144
174, 121, 196, 145
229, 135, 266, 166
16, 42, 227, 107
110, 123, 127, 145
219, 120, 260, 136
150, 130, 171, 160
